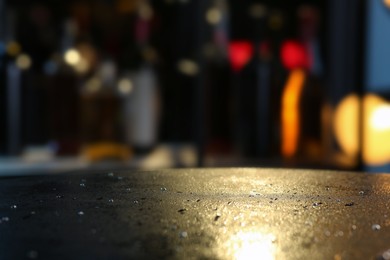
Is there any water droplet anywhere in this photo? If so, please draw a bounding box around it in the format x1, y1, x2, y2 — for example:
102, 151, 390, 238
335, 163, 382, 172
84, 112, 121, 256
179, 231, 188, 238
108, 199, 114, 203
352, 225, 357, 230
359, 190, 365, 195
345, 202, 354, 207
117, 176, 123, 180
324, 230, 331, 236
126, 188, 131, 191
334, 230, 344, 237
214, 214, 221, 221
10, 205, 17, 209
108, 172, 114, 177
133, 200, 139, 204
161, 187, 167, 191
1, 217, 9, 222
372, 224, 381, 231
80, 183, 86, 187
56, 195, 63, 199
26, 250, 38, 259
78, 211, 84, 216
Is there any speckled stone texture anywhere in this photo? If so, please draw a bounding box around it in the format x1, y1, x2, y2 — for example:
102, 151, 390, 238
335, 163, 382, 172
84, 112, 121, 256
0, 168, 390, 259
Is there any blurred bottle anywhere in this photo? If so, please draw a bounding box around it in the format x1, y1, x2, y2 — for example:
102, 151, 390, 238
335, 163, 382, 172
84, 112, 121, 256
122, 66, 159, 153
203, 0, 233, 156
121, 0, 159, 154
280, 5, 325, 162
46, 18, 81, 155
80, 60, 131, 161
229, 4, 280, 158
2, 7, 24, 156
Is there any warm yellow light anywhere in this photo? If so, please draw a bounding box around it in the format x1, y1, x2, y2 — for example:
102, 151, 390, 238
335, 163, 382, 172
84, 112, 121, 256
16, 54, 32, 70
281, 69, 306, 158
64, 49, 81, 66
363, 95, 390, 165
371, 105, 390, 130
333, 94, 390, 165
177, 59, 199, 76
333, 94, 359, 157
229, 232, 275, 260
7, 41, 21, 56
384, 0, 390, 8
118, 78, 133, 94
206, 8, 222, 25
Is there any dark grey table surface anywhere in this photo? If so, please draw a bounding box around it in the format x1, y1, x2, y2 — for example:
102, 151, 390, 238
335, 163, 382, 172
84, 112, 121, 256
1, 168, 390, 260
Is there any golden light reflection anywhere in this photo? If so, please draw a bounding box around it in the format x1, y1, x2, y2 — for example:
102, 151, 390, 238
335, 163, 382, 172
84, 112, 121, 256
281, 69, 306, 158
223, 232, 276, 260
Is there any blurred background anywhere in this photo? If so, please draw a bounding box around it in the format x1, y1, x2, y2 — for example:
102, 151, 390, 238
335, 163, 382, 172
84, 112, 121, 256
0, 0, 389, 174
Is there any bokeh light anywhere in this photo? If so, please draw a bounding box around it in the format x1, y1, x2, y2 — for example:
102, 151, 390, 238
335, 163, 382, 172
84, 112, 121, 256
15, 53, 32, 70
64, 49, 81, 66
7, 41, 22, 56
281, 69, 306, 158
384, 0, 390, 8
334, 94, 390, 165
228, 41, 253, 72
206, 8, 222, 25
177, 59, 199, 76
118, 78, 133, 95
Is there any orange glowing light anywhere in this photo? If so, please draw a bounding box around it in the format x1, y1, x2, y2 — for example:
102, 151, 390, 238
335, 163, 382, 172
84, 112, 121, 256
281, 69, 306, 158
384, 0, 390, 8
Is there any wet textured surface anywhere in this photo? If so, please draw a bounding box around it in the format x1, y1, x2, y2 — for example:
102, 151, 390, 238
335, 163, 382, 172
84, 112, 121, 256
1, 168, 390, 259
